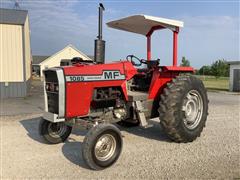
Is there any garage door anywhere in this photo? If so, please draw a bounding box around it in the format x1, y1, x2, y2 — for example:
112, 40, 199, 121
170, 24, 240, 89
233, 69, 240, 92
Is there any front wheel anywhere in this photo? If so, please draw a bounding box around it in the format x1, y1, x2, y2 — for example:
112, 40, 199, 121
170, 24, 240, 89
82, 124, 123, 170
159, 75, 209, 143
39, 118, 72, 144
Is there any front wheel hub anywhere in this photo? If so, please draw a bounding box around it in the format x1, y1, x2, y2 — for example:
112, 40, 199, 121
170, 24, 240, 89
94, 134, 117, 161
47, 122, 67, 138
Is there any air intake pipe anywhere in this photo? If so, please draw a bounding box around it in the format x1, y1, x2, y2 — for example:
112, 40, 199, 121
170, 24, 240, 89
94, 3, 105, 64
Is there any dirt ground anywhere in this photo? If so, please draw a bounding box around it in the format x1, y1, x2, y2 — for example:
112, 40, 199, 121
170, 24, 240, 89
0, 80, 239, 179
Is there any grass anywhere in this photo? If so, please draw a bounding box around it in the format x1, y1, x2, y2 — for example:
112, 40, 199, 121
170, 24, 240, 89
195, 75, 229, 91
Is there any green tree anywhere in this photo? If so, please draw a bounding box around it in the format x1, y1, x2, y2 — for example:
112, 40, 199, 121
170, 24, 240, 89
198, 65, 212, 75
211, 59, 229, 78
180, 56, 190, 67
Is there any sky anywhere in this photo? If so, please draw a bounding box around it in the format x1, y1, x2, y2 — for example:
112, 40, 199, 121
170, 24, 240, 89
1, 0, 239, 68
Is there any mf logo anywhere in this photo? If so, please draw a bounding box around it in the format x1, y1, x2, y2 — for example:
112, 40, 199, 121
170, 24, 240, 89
104, 71, 121, 79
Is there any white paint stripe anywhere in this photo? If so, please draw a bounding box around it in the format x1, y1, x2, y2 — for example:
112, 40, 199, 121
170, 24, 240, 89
66, 70, 126, 82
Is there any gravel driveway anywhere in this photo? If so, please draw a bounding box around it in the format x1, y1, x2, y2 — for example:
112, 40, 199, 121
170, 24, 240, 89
0, 81, 239, 179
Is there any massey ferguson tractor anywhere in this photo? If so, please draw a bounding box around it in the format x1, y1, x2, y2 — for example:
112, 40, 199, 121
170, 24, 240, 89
39, 4, 208, 170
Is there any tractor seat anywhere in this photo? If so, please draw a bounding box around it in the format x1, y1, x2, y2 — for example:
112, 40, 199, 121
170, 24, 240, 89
146, 59, 160, 69
137, 68, 149, 74
136, 59, 160, 74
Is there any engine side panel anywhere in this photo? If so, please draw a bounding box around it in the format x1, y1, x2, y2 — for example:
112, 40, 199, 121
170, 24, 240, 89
63, 61, 137, 118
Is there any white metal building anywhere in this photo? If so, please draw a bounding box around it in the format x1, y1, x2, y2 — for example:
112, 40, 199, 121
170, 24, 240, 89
0, 8, 31, 98
228, 61, 240, 92
32, 44, 92, 77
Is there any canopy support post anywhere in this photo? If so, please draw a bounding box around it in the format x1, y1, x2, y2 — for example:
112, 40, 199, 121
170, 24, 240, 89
173, 28, 179, 66
147, 35, 151, 61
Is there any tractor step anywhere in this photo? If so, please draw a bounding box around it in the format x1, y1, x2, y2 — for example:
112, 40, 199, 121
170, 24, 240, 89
128, 91, 153, 128
128, 91, 148, 101
141, 124, 153, 129
134, 100, 149, 128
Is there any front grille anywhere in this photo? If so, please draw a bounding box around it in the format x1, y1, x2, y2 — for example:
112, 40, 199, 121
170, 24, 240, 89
44, 70, 59, 114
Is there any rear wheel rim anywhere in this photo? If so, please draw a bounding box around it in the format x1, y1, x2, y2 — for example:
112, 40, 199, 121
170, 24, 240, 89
94, 134, 117, 161
182, 90, 203, 130
47, 122, 67, 138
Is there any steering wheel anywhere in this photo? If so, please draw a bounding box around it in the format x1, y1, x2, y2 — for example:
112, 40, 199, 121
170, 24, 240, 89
126, 55, 145, 66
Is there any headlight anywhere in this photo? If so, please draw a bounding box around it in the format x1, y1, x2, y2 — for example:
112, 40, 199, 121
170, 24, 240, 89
45, 83, 49, 91
55, 85, 59, 92
45, 82, 58, 92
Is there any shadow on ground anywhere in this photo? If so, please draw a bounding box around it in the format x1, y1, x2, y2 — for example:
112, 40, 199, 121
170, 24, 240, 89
20, 117, 46, 144
19, 117, 171, 169
61, 141, 89, 169
20, 117, 89, 169
20, 117, 88, 143
116, 120, 172, 143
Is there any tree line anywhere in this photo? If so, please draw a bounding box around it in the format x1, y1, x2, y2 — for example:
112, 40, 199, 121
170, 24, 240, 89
180, 57, 229, 78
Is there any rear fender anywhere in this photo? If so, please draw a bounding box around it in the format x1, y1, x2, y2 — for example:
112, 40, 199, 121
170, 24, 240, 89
148, 66, 194, 99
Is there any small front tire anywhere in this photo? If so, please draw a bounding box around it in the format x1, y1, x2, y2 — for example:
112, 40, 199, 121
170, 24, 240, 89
39, 118, 72, 144
82, 124, 123, 170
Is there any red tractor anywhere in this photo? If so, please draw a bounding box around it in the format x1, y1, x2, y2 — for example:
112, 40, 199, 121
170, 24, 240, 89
39, 4, 208, 170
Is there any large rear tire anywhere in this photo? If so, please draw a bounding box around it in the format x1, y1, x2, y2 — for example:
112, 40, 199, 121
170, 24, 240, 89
159, 75, 208, 142
82, 124, 123, 170
39, 118, 72, 144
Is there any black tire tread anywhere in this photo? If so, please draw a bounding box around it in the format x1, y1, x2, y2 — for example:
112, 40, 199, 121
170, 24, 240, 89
158, 75, 209, 143
39, 118, 72, 144
82, 124, 122, 170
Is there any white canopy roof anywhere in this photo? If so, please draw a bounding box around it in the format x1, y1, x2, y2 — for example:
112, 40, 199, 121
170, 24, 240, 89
107, 14, 184, 36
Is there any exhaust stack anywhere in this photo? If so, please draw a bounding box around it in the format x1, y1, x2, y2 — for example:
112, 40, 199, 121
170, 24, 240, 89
94, 3, 105, 64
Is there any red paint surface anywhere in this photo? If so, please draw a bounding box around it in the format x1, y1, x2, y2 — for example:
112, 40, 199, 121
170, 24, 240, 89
162, 66, 194, 72
60, 23, 195, 119
63, 61, 137, 118
147, 36, 151, 60
146, 25, 164, 61
173, 29, 179, 66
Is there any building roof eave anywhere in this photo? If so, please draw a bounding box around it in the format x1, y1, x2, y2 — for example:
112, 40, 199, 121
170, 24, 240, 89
227, 61, 240, 65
